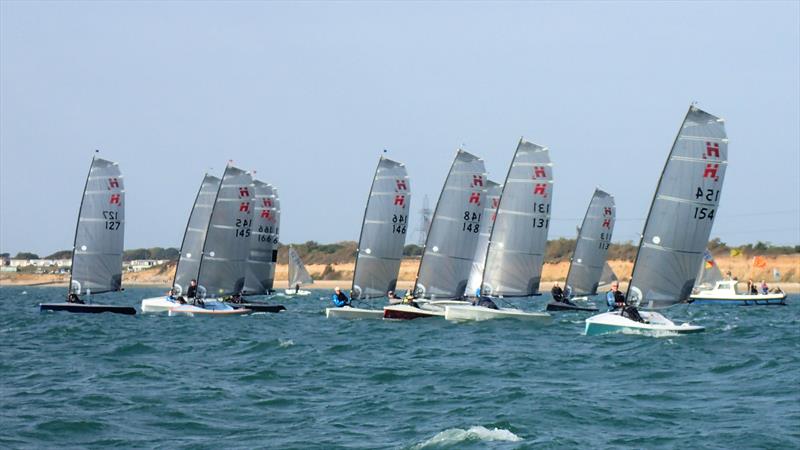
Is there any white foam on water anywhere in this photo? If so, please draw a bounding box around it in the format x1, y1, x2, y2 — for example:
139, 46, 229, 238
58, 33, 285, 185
278, 338, 294, 348
412, 426, 522, 448
21, 291, 27, 295
619, 327, 681, 338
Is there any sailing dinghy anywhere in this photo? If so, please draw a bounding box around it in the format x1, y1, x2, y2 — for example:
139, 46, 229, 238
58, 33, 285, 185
547, 188, 615, 312
385, 150, 487, 319
444, 139, 552, 323
40, 156, 135, 315
585, 105, 727, 335
327, 156, 411, 319
235, 180, 286, 313
169, 164, 255, 316
141, 174, 220, 312
284, 245, 313, 296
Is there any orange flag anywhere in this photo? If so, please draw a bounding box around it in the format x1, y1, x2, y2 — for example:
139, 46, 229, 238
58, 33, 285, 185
753, 256, 767, 269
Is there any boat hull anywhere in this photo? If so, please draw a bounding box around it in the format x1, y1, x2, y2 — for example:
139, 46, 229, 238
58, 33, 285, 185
228, 303, 286, 313
325, 306, 383, 319
584, 311, 704, 336
546, 301, 598, 312
39, 303, 136, 315
168, 304, 251, 316
444, 305, 551, 323
383, 304, 445, 319
284, 289, 311, 296
689, 293, 787, 306
141, 297, 181, 313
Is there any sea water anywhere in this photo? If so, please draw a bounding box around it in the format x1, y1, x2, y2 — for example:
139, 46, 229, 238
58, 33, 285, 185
1, 286, 798, 449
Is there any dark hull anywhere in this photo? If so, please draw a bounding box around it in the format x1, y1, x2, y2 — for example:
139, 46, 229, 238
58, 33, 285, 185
40, 303, 137, 315
228, 303, 286, 313
383, 307, 440, 320
546, 301, 598, 312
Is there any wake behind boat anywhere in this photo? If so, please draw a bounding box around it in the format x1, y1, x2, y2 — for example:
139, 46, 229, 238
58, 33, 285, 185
40, 155, 136, 316
326, 155, 411, 319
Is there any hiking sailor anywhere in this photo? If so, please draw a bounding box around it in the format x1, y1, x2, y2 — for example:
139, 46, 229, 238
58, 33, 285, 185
331, 286, 351, 307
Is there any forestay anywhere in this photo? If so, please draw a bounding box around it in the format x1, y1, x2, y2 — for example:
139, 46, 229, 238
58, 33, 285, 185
243, 180, 280, 295
173, 175, 220, 295
694, 249, 723, 290
627, 106, 728, 308
351, 157, 411, 299
464, 180, 501, 297
414, 150, 488, 299
69, 157, 125, 295
287, 245, 313, 286
197, 165, 254, 298
565, 189, 615, 296
482, 140, 553, 297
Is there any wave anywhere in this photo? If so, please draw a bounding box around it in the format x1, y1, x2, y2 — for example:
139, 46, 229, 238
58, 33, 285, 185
412, 426, 522, 448
278, 338, 294, 348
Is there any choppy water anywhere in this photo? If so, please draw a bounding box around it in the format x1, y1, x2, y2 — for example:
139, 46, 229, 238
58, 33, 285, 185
1, 286, 798, 449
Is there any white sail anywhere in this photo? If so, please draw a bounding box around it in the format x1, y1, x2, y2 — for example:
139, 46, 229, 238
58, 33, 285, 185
464, 180, 501, 297
287, 245, 314, 286
565, 188, 616, 296
243, 180, 280, 295
173, 174, 220, 295
627, 106, 728, 308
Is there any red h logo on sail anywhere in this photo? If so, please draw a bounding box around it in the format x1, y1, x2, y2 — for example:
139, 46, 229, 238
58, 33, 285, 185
604, 207, 612, 216
263, 198, 272, 208
703, 164, 720, 181
261, 210, 272, 220
469, 192, 481, 204
492, 198, 500, 209
533, 183, 547, 197
394, 195, 406, 207
472, 175, 484, 187
109, 194, 121, 204
240, 202, 250, 212
239, 187, 250, 197
533, 166, 547, 179
396, 180, 407, 191
703, 142, 720, 159
602, 219, 611, 229
108, 178, 119, 189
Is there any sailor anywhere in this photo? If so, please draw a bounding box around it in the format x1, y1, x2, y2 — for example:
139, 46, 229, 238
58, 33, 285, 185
606, 281, 624, 310
294, 283, 300, 294
473, 296, 499, 310
387, 290, 402, 305
167, 289, 187, 305
401, 291, 420, 308
331, 286, 351, 307
760, 280, 769, 295
186, 279, 198, 299
563, 285, 573, 301
67, 292, 85, 304
551, 283, 564, 302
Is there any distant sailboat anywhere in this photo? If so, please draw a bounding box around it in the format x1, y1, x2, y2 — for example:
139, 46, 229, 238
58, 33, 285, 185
40, 156, 135, 315
599, 262, 618, 287
141, 174, 219, 312
284, 245, 314, 296
385, 149, 487, 319
547, 188, 615, 312
444, 139, 552, 322
326, 156, 411, 319
585, 105, 727, 335
169, 163, 255, 316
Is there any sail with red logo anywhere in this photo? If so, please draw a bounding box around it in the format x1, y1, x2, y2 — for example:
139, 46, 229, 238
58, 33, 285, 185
413, 149, 488, 300
243, 180, 280, 295
565, 188, 616, 297
481, 139, 553, 297
464, 179, 501, 297
196, 164, 255, 299
627, 106, 728, 309
351, 156, 411, 300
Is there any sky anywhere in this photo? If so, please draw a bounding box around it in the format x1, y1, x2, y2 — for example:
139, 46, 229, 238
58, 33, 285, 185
1, 1, 799, 256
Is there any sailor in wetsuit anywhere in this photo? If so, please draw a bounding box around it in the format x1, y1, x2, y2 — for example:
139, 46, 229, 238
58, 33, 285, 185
67, 292, 85, 304
294, 283, 301, 294
606, 281, 644, 323
331, 287, 351, 307
551, 283, 565, 302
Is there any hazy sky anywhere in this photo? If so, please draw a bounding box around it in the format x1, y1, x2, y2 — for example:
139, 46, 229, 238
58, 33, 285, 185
1, 1, 798, 256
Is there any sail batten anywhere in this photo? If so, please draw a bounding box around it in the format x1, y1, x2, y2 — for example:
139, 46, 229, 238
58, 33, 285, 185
627, 106, 728, 309
564, 188, 615, 297
481, 140, 553, 297
351, 156, 411, 300
68, 157, 125, 296
414, 150, 488, 300
173, 175, 220, 295
197, 165, 254, 298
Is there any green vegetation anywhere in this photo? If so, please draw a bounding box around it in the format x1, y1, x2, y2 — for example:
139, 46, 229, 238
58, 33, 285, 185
13, 252, 40, 260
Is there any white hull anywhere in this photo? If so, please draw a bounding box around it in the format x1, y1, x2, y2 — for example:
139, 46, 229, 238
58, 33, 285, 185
141, 296, 180, 313
689, 281, 787, 305
168, 303, 250, 316
284, 289, 312, 296
444, 305, 551, 323
325, 306, 384, 319
584, 311, 704, 336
